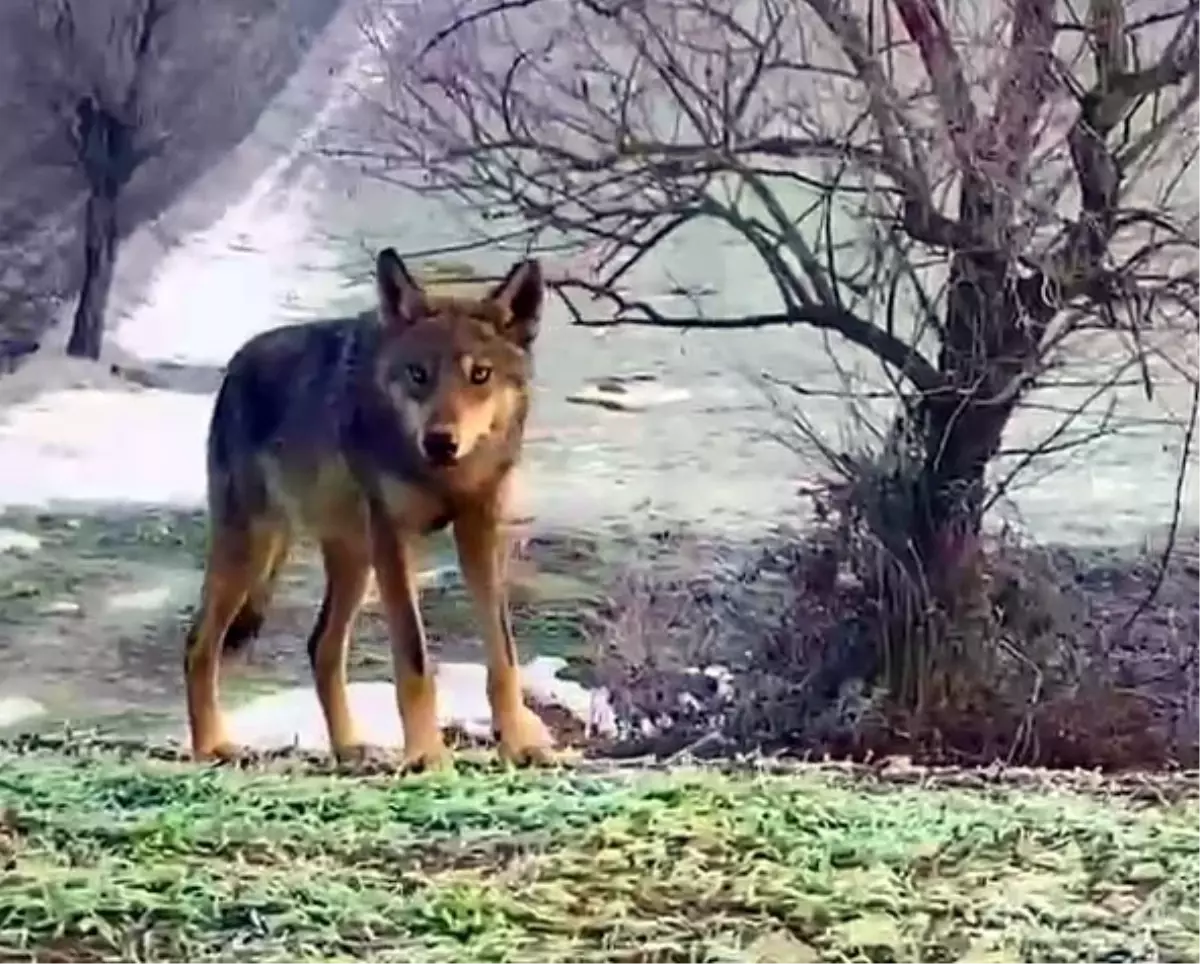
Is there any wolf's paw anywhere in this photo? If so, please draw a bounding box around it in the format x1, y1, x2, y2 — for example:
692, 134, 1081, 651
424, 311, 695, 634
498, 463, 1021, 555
195, 740, 255, 765
400, 733, 453, 774
496, 706, 557, 767
333, 743, 398, 772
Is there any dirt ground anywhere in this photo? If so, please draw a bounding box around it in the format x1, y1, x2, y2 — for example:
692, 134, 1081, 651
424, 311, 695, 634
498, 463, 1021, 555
2, 495, 1195, 772
0, 506, 608, 739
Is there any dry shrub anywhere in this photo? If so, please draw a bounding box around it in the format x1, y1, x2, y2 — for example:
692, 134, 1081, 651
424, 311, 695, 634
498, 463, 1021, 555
591, 476, 1199, 771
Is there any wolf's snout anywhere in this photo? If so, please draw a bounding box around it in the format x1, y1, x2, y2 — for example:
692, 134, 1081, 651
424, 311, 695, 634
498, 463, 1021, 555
422, 429, 459, 466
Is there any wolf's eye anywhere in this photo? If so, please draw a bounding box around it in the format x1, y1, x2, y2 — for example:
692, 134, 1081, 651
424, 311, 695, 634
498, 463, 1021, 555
407, 364, 429, 385
469, 364, 492, 385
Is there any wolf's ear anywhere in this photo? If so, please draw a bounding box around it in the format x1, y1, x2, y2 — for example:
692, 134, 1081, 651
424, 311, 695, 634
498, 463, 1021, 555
488, 258, 544, 350
376, 247, 425, 330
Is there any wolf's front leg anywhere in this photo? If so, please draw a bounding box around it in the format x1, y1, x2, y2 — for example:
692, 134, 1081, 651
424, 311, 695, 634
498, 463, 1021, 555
310, 535, 372, 761
453, 505, 556, 765
368, 505, 450, 772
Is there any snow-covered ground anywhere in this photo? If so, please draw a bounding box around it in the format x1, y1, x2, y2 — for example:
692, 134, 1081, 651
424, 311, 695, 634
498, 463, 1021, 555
111, 142, 350, 367
0, 381, 210, 508
0, 696, 44, 730
209, 656, 616, 753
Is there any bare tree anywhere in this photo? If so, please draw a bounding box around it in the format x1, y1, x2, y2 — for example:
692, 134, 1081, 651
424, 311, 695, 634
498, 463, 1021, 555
6, 0, 291, 360
361, 0, 1198, 608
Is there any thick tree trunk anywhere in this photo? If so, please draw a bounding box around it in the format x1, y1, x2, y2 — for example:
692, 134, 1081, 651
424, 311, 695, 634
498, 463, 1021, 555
914, 396, 1012, 593
66, 191, 120, 360
876, 345, 1019, 707
911, 248, 1030, 607
873, 248, 1032, 710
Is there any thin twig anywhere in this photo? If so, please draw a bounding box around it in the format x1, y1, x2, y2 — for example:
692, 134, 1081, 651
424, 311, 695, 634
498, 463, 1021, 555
1116, 373, 1200, 644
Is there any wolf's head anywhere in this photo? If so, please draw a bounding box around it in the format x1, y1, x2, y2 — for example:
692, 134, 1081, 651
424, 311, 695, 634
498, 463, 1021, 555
371, 247, 544, 469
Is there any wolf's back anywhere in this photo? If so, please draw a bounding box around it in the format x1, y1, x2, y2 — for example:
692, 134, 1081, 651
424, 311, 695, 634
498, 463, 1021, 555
205, 315, 373, 526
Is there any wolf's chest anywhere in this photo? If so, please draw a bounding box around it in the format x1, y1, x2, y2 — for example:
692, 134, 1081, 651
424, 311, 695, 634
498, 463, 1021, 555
266, 452, 457, 539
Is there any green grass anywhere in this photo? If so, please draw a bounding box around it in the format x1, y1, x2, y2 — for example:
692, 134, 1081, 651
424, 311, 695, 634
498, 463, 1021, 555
0, 745, 1196, 963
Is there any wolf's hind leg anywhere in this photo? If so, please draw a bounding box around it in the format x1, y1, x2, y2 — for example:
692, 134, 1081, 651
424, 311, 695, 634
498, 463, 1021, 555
223, 534, 291, 655
185, 520, 285, 760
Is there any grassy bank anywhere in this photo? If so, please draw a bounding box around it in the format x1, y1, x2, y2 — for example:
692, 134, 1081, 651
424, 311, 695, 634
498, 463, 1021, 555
0, 742, 1196, 962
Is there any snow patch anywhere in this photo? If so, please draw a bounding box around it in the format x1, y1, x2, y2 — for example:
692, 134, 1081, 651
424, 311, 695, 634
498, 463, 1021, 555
0, 528, 41, 554
0, 354, 130, 408
0, 388, 210, 509
567, 375, 691, 412
40, 600, 82, 616
106, 570, 203, 614
113, 196, 345, 366
0, 696, 47, 729
222, 655, 615, 752
107, 585, 175, 613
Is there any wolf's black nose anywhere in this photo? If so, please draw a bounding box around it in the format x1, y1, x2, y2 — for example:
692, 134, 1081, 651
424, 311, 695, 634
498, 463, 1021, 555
422, 430, 459, 465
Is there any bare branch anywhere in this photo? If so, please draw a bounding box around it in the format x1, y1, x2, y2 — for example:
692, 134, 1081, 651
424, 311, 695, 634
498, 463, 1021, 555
1022, 0, 1199, 319
366, 0, 1198, 570
557, 275, 944, 394
888, 0, 981, 169
1116, 374, 1199, 642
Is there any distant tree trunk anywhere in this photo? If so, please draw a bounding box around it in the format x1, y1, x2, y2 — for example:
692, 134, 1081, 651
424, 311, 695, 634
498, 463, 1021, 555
66, 96, 142, 361
66, 190, 119, 360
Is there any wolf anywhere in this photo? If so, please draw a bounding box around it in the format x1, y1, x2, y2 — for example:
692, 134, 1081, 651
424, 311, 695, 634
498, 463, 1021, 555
183, 247, 555, 770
